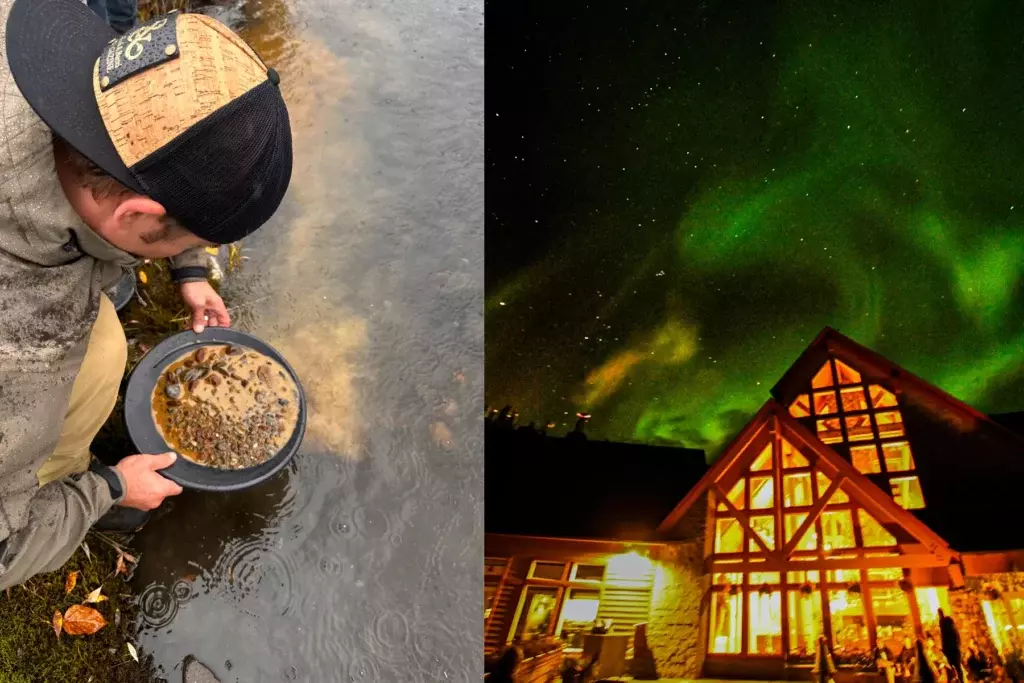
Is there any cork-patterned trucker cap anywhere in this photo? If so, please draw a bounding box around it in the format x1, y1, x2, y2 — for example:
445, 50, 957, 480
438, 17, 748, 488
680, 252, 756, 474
6, 0, 292, 244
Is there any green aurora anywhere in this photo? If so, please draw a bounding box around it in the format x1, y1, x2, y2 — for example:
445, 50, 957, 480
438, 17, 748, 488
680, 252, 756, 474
486, 0, 1024, 455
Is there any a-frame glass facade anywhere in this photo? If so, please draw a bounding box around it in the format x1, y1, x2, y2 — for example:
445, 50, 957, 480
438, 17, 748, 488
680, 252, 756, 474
707, 412, 951, 663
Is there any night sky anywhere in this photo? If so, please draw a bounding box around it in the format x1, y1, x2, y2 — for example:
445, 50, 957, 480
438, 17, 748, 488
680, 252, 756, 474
485, 0, 1024, 454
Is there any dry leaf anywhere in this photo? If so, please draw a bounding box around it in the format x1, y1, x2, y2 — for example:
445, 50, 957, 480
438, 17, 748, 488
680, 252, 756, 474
52, 610, 62, 639
115, 554, 127, 577
138, 271, 148, 284
81, 542, 91, 561
84, 586, 108, 604
64, 571, 79, 595
127, 642, 138, 662
121, 551, 138, 564
62, 605, 106, 636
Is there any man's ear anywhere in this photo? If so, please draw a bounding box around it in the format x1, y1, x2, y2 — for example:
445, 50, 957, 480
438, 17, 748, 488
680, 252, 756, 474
112, 196, 167, 226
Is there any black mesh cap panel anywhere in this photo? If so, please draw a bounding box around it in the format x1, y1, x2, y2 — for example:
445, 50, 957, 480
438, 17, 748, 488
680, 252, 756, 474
129, 80, 293, 244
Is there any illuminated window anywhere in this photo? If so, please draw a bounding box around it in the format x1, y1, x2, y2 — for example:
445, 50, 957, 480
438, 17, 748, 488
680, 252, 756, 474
845, 415, 874, 441
850, 445, 881, 474
982, 598, 1010, 654
798, 360, 925, 510
812, 363, 834, 389
530, 561, 566, 580
570, 564, 606, 582
514, 587, 558, 640
780, 439, 810, 468
826, 561, 861, 583
749, 572, 781, 584
828, 589, 870, 657
788, 589, 823, 658
790, 394, 811, 418
717, 479, 746, 511
858, 509, 897, 547
914, 586, 951, 646
787, 569, 820, 584
783, 473, 812, 507
748, 590, 782, 654
870, 587, 913, 653
817, 418, 843, 444
785, 513, 818, 550
881, 442, 915, 472
817, 473, 849, 503
716, 518, 744, 553
840, 387, 868, 412
977, 595, 1024, 656
714, 572, 742, 585
749, 476, 775, 510
875, 411, 905, 438
821, 510, 856, 550
710, 591, 742, 653
890, 477, 925, 509
749, 516, 776, 551
870, 385, 898, 408
558, 588, 600, 645
750, 444, 773, 471
866, 566, 903, 581
814, 391, 839, 415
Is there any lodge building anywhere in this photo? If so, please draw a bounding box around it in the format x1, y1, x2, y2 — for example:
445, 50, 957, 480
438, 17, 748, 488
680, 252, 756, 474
484, 328, 1024, 680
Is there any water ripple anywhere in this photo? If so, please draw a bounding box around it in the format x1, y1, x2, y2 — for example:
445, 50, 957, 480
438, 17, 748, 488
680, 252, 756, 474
138, 583, 177, 630
210, 537, 297, 617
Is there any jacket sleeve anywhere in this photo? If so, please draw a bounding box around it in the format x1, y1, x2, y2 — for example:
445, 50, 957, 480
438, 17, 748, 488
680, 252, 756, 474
0, 466, 125, 590
168, 246, 209, 284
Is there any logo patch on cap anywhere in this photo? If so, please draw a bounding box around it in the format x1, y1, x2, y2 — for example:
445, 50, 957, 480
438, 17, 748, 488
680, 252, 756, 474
97, 13, 180, 91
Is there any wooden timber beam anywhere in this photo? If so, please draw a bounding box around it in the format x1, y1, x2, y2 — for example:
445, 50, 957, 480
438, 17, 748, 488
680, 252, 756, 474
781, 474, 844, 557
712, 483, 777, 559
710, 553, 948, 573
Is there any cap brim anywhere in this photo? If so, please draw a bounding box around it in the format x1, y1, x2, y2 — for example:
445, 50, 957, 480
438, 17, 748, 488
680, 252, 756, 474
6, 0, 143, 193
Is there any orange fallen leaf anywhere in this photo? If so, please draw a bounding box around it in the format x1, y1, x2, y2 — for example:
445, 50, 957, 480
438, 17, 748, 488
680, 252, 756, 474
63, 605, 106, 636
64, 571, 79, 595
84, 586, 107, 604
52, 610, 62, 639
138, 271, 148, 285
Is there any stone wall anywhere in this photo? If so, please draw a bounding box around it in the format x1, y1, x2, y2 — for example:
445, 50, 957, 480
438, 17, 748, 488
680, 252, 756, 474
646, 495, 711, 678
949, 572, 1024, 683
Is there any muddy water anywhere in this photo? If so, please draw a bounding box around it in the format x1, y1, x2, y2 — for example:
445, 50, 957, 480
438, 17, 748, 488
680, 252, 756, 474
128, 0, 483, 679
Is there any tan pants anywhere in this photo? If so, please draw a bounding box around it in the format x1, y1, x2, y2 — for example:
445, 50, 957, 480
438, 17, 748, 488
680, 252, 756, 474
37, 294, 127, 486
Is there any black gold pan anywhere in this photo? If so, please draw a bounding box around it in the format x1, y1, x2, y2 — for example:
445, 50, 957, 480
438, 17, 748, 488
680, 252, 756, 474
124, 328, 307, 492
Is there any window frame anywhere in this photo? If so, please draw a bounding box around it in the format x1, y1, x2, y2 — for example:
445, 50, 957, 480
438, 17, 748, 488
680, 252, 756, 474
790, 358, 926, 510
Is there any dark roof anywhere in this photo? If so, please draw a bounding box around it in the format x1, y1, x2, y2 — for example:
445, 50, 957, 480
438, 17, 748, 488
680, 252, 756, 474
990, 412, 1024, 438
485, 423, 708, 541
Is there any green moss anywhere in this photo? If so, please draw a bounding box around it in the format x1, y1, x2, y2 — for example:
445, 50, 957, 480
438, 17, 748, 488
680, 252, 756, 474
0, 539, 157, 682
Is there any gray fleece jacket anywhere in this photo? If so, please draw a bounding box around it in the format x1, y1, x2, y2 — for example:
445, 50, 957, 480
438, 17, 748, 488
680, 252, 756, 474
0, 0, 206, 588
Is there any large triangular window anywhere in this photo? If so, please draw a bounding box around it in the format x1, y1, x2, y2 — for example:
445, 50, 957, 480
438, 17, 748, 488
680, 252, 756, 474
788, 359, 925, 510
700, 413, 954, 660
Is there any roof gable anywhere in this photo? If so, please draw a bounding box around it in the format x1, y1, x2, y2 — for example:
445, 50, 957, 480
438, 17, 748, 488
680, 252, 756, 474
658, 401, 955, 566
771, 327, 1024, 445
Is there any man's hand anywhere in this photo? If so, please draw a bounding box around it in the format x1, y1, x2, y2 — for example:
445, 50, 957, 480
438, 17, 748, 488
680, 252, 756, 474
114, 452, 184, 511
178, 280, 231, 333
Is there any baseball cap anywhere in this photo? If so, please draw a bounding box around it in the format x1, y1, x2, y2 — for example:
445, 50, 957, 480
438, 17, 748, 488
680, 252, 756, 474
6, 0, 292, 244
